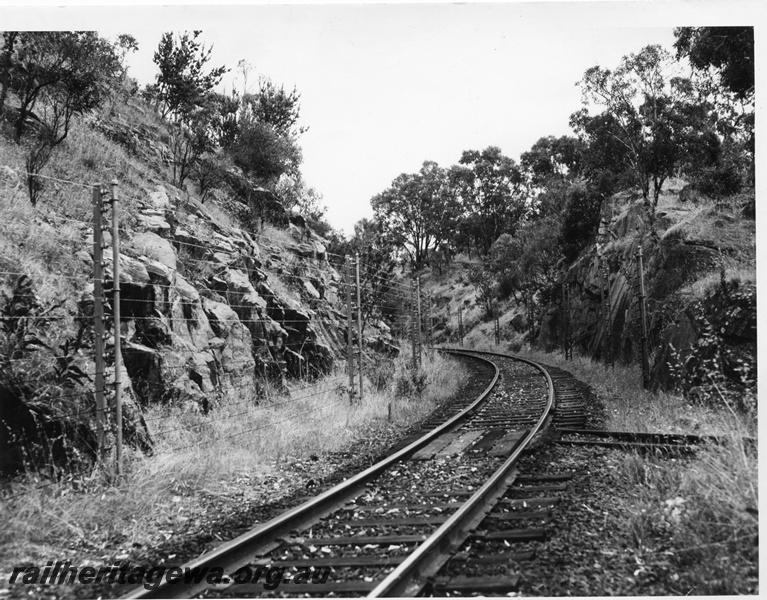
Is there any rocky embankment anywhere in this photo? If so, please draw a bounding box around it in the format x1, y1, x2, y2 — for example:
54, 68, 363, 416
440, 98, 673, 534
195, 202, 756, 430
537, 184, 755, 393
81, 185, 395, 448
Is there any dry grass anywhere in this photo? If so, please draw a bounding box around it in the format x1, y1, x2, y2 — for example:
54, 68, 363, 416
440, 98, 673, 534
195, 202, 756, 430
661, 204, 755, 260
519, 343, 757, 592
261, 224, 297, 249
201, 197, 243, 232
0, 111, 161, 294
0, 348, 465, 567
519, 347, 756, 436
470, 334, 758, 593
616, 407, 757, 594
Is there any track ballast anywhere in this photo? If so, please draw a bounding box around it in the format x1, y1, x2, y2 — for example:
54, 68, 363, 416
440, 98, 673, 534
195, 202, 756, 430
125, 348, 583, 598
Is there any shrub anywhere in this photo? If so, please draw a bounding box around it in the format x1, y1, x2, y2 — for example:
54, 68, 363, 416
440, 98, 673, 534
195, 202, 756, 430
691, 163, 742, 198
0, 275, 95, 475
394, 367, 428, 399
559, 183, 602, 262
666, 278, 756, 413
497, 272, 517, 300
365, 358, 395, 392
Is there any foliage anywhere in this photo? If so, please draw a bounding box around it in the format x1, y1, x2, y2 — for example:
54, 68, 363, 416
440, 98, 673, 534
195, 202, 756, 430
559, 183, 603, 262
2, 32, 124, 140
244, 78, 306, 137
365, 357, 395, 392
228, 118, 302, 183
168, 101, 218, 188
449, 146, 526, 255
191, 153, 228, 202
674, 28, 754, 188
347, 218, 400, 333
0, 32, 127, 203
101, 34, 139, 117
207, 91, 240, 147
521, 135, 585, 218
0, 275, 95, 474
0, 275, 90, 393
521, 135, 584, 185
467, 268, 497, 318
0, 275, 51, 389
275, 173, 326, 221
667, 279, 756, 413
574, 45, 720, 228
371, 161, 460, 269
674, 27, 754, 101
152, 31, 227, 121
394, 366, 428, 399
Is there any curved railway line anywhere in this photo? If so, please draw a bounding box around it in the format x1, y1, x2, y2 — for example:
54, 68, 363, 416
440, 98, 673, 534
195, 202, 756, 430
123, 348, 718, 599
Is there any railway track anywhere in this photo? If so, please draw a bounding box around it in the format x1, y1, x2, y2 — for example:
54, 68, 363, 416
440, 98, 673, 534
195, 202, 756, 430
125, 348, 577, 599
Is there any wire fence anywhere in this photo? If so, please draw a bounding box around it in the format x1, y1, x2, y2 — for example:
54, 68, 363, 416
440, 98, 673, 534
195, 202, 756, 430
0, 174, 444, 498
1, 170, 653, 499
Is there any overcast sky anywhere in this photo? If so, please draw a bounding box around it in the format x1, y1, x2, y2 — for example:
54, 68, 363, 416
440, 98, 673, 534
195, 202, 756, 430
2, 2, 761, 234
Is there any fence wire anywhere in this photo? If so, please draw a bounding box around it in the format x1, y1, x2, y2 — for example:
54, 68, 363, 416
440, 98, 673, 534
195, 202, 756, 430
0, 180, 426, 497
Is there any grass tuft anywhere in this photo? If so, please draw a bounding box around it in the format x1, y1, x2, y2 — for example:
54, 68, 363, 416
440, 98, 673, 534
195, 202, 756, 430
0, 348, 465, 568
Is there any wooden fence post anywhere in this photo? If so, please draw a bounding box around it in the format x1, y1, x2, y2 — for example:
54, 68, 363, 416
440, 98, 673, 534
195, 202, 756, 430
355, 252, 363, 401
415, 276, 422, 368
345, 258, 355, 403
410, 277, 418, 370
92, 185, 106, 456
110, 180, 123, 479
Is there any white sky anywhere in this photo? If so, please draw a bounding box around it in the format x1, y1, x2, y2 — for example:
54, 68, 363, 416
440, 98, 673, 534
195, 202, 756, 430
1, 2, 763, 234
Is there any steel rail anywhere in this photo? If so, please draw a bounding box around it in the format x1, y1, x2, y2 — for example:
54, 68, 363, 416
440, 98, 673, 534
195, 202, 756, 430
368, 348, 556, 597
123, 351, 500, 599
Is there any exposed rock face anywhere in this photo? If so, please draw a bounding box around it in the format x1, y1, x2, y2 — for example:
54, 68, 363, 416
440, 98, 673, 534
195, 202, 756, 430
76, 185, 395, 449
537, 198, 754, 393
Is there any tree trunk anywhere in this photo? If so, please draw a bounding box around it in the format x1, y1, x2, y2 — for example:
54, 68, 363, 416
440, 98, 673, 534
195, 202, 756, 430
0, 32, 18, 116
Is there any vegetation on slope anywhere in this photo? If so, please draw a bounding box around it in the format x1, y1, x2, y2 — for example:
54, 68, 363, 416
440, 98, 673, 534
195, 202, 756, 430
350, 27, 754, 409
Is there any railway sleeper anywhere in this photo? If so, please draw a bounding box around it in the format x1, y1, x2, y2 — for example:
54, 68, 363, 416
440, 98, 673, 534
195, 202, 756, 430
506, 482, 568, 495
515, 472, 574, 482
432, 573, 521, 594
474, 527, 547, 542
555, 439, 698, 455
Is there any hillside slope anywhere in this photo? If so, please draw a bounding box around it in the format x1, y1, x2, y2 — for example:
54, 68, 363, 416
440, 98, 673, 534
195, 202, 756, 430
423, 178, 755, 401
0, 97, 393, 472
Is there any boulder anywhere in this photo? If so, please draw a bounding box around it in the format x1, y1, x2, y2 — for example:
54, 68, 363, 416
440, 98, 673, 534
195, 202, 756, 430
303, 280, 321, 300
130, 231, 177, 271
146, 187, 171, 211
137, 210, 171, 234
224, 269, 267, 310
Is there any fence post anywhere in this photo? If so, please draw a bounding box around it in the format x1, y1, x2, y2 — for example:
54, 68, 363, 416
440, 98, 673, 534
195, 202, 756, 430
415, 276, 422, 368
345, 257, 355, 403
409, 277, 417, 370
110, 180, 123, 479
636, 246, 650, 389
425, 292, 433, 348
458, 305, 464, 347
355, 252, 363, 402
92, 185, 106, 455
560, 282, 567, 358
